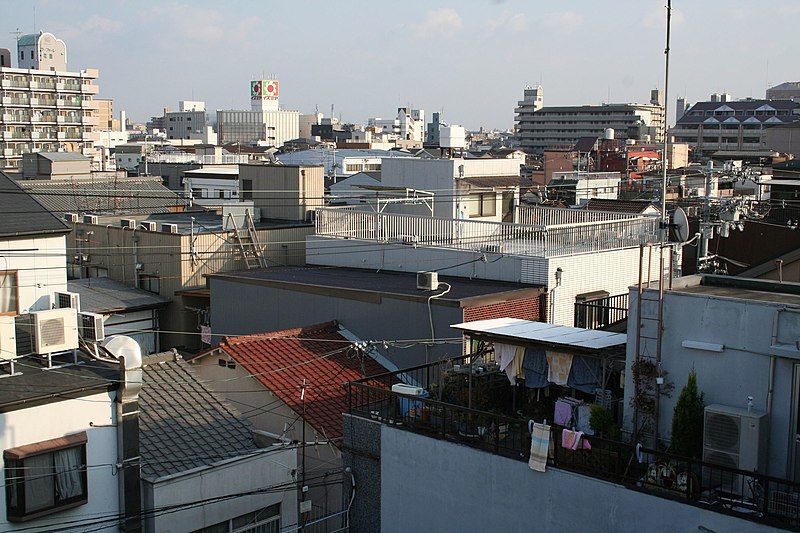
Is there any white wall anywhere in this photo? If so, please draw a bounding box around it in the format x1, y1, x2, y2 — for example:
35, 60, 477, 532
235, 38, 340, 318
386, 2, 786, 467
144, 448, 298, 533
0, 234, 67, 313
0, 393, 119, 532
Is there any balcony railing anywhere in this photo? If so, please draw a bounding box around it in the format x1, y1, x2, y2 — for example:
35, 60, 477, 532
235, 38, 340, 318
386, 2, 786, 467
574, 293, 629, 329
516, 204, 640, 226
348, 370, 800, 530
147, 152, 253, 164
315, 206, 659, 258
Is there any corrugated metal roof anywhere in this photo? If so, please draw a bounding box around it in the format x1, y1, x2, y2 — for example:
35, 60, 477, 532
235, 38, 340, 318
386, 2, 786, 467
19, 176, 188, 215
37, 152, 90, 162
451, 318, 627, 350
460, 175, 525, 188
0, 172, 70, 238
68, 278, 170, 314
139, 352, 257, 480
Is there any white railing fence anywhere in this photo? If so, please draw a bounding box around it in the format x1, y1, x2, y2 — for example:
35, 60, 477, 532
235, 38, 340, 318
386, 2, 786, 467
315, 207, 658, 257
516, 204, 640, 226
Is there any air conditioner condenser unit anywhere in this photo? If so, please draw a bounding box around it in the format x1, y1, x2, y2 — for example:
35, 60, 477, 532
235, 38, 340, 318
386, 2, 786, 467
417, 271, 439, 291
78, 312, 105, 343
30, 308, 79, 355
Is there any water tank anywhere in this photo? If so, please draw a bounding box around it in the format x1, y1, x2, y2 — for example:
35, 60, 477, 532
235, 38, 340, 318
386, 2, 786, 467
604, 128, 615, 140
440, 125, 466, 149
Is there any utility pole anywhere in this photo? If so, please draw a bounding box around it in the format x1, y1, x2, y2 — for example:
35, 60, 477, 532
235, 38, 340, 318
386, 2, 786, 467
660, 0, 672, 240
298, 379, 307, 532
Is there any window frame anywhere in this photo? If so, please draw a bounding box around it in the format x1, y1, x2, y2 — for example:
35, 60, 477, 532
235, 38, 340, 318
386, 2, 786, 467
0, 270, 19, 316
4, 433, 89, 522
467, 192, 497, 218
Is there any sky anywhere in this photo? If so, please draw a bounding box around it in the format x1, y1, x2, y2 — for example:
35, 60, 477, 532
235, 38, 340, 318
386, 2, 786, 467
1, 0, 798, 130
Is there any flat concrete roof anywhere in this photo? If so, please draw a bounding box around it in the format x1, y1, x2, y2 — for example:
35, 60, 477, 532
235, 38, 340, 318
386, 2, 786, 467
670, 275, 800, 307
208, 266, 544, 307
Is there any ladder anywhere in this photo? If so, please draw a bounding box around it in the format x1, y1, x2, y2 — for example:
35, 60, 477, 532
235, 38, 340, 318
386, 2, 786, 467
228, 210, 268, 269
632, 243, 674, 446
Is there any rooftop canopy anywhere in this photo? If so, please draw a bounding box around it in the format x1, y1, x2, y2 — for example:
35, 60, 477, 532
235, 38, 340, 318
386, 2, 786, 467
451, 318, 627, 353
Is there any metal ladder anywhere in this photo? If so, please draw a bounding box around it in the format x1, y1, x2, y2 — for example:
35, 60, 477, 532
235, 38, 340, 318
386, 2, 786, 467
632, 243, 673, 445
228, 210, 268, 269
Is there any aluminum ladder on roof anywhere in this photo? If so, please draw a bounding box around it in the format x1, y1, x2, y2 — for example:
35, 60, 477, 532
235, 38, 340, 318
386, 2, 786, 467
227, 210, 268, 269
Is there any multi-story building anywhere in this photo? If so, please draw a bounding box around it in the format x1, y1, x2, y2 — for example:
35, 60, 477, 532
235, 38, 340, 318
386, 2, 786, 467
671, 95, 800, 157
767, 81, 800, 101
216, 79, 299, 146
369, 107, 426, 143
0, 32, 99, 171
93, 98, 116, 130
164, 100, 215, 143
514, 85, 543, 153
516, 91, 664, 154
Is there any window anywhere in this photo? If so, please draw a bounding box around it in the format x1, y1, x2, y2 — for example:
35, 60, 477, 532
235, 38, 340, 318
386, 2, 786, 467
467, 193, 497, 218
345, 163, 362, 172
0, 271, 18, 316
4, 433, 88, 522
30, 50, 34, 60
241, 179, 253, 200
192, 503, 280, 533
138, 274, 160, 294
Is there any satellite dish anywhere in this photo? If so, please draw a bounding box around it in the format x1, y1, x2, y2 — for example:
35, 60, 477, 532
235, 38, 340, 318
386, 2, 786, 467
672, 207, 690, 242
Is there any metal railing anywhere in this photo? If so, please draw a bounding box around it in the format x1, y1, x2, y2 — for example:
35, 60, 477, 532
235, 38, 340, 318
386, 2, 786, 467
315, 206, 658, 258
516, 204, 640, 226
574, 293, 629, 329
148, 152, 253, 165
347, 378, 800, 530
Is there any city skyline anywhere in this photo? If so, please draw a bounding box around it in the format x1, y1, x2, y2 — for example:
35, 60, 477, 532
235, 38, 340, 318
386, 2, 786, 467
0, 0, 798, 129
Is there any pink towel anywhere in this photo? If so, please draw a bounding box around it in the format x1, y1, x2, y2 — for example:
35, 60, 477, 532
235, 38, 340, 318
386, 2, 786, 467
561, 429, 591, 450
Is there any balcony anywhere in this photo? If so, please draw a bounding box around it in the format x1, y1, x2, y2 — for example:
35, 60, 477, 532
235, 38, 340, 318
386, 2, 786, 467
31, 114, 57, 123
81, 100, 95, 110
57, 99, 81, 108
1, 114, 30, 124
56, 82, 81, 92
1, 96, 29, 106
574, 292, 629, 329
314, 206, 659, 259
348, 349, 800, 531
30, 81, 55, 91
79, 84, 99, 95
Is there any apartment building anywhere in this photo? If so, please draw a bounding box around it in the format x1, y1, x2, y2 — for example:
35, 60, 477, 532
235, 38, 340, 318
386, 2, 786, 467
0, 32, 99, 171
216, 79, 299, 146
516, 92, 664, 154
671, 96, 800, 157
514, 84, 544, 153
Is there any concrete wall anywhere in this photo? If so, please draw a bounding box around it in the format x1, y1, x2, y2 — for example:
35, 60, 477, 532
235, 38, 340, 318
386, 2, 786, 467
0, 393, 119, 532
377, 423, 780, 533
240, 164, 324, 221
208, 276, 462, 368
103, 309, 159, 354
0, 234, 67, 313
624, 286, 800, 479
143, 448, 297, 533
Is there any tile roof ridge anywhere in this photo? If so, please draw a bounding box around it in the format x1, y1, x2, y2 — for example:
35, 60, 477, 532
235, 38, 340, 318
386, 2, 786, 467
221, 321, 341, 347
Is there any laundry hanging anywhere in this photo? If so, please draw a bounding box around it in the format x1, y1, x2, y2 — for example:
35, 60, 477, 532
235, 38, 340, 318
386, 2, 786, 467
522, 347, 548, 389
528, 421, 551, 472
561, 428, 592, 450
567, 355, 602, 394
494, 343, 517, 385
546, 351, 573, 385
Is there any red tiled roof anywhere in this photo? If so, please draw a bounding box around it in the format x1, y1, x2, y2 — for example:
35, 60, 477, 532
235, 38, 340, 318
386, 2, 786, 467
216, 321, 389, 442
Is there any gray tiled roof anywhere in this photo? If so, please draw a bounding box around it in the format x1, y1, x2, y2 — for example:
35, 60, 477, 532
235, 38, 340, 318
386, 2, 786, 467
68, 278, 170, 314
139, 352, 257, 480
18, 176, 188, 216
0, 172, 70, 238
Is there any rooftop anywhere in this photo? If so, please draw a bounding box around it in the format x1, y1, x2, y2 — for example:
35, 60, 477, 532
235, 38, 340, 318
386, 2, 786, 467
582, 198, 659, 214
0, 353, 117, 412
183, 167, 240, 176
139, 351, 258, 480
206, 321, 390, 442
68, 278, 171, 314
36, 152, 91, 163
209, 266, 544, 304
0, 172, 70, 238
671, 274, 800, 307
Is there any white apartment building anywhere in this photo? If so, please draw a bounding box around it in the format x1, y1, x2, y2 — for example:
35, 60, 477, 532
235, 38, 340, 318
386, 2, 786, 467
369, 107, 426, 142
514, 85, 543, 153
0, 32, 99, 170
516, 92, 665, 154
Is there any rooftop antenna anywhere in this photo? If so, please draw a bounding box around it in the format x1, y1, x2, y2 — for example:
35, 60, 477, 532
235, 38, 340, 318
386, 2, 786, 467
660, 0, 672, 237
33, 5, 36, 34
10, 28, 22, 45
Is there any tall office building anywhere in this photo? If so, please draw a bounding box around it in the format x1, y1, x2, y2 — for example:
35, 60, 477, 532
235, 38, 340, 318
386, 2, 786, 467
514, 85, 544, 153
0, 32, 99, 170
217, 79, 299, 146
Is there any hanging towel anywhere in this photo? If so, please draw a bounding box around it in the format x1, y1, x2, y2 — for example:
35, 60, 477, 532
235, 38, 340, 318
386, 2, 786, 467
567, 355, 602, 394
554, 399, 572, 427
546, 351, 574, 385
494, 343, 517, 385
528, 422, 551, 472
523, 347, 549, 388
513, 346, 525, 380
576, 403, 594, 435
561, 429, 592, 450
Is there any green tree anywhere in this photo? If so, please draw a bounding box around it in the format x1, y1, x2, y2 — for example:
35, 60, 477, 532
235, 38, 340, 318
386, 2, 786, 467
670, 369, 705, 458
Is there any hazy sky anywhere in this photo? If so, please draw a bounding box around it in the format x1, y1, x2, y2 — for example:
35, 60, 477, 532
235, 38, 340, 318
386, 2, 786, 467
1, 0, 798, 129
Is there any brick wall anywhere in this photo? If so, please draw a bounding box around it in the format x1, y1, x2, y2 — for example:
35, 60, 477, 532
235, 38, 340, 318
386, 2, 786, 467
463, 296, 542, 323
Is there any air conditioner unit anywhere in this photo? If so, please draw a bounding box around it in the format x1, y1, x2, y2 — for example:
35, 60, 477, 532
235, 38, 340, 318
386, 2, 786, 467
0, 316, 16, 361
391, 384, 425, 396
481, 244, 503, 254
416, 271, 439, 291
78, 312, 105, 342
64, 213, 79, 223
54, 291, 80, 311
120, 219, 137, 228
703, 404, 768, 492
30, 308, 79, 355
161, 223, 178, 234
139, 221, 157, 232
83, 214, 99, 225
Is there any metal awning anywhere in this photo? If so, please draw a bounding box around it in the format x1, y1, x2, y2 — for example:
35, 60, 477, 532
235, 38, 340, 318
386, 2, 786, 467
451, 318, 626, 351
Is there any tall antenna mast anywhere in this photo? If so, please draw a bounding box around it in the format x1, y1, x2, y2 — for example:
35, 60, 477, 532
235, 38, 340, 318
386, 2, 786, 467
660, 0, 672, 236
